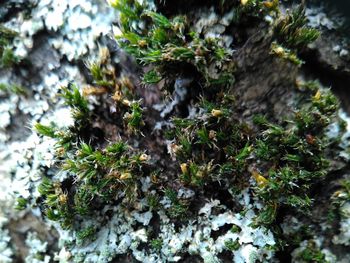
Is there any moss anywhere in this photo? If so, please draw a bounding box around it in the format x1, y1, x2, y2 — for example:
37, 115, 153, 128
34, 123, 57, 138
274, 6, 320, 49
328, 179, 350, 223
124, 101, 144, 133
296, 241, 329, 263
225, 239, 240, 251
252, 89, 339, 222
36, 137, 149, 228
61, 84, 90, 125
0, 83, 26, 95
150, 238, 163, 250
164, 188, 190, 219
76, 226, 96, 243
31, 83, 149, 229
142, 69, 163, 84
112, 0, 236, 88
270, 42, 304, 66
146, 193, 160, 210
0, 25, 20, 68
14, 197, 28, 211
230, 224, 241, 233
18, 0, 347, 261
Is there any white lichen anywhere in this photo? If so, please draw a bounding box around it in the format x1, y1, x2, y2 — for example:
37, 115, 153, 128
0, 225, 13, 263
25, 232, 50, 263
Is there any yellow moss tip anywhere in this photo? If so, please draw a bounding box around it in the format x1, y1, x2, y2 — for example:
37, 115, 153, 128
59, 193, 68, 204
120, 172, 132, 180
252, 170, 268, 187
274, 46, 284, 56
112, 90, 122, 102
139, 153, 150, 162
82, 86, 108, 97
122, 99, 132, 107
56, 147, 65, 157
120, 77, 134, 91
151, 173, 159, 184
138, 40, 148, 48
263, 0, 279, 9
313, 90, 321, 101
211, 109, 223, 118
171, 144, 181, 155
107, 0, 119, 8
180, 163, 188, 174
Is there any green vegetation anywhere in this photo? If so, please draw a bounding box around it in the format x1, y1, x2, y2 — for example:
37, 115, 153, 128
253, 89, 339, 223
30, 0, 338, 232
271, 6, 319, 65
146, 193, 160, 210
14, 197, 27, 210
34, 123, 57, 138
0, 25, 25, 97
150, 238, 163, 250
112, 0, 235, 88
124, 101, 144, 133
270, 42, 304, 66
328, 179, 350, 222
23, 1, 346, 261
34, 85, 149, 229
225, 239, 240, 251
274, 6, 320, 49
295, 241, 329, 263
168, 98, 251, 188
77, 226, 96, 243
167, 86, 340, 225
37, 138, 149, 228
0, 25, 20, 68
0, 83, 26, 95
164, 188, 189, 219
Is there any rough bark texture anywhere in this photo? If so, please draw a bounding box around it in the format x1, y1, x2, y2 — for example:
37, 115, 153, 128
1, 0, 350, 262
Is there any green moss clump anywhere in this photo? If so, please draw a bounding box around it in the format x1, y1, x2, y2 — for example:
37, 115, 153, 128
76, 226, 96, 244
14, 197, 28, 211
253, 89, 339, 223
270, 6, 320, 66
150, 238, 163, 250
225, 239, 240, 251
37, 139, 149, 229
164, 188, 190, 219
0, 83, 26, 95
0, 25, 20, 68
22, 1, 347, 261
274, 6, 320, 49
295, 241, 329, 263
112, 0, 236, 88
33, 83, 149, 229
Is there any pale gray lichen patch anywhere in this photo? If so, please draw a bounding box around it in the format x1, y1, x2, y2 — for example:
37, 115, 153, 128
49, 186, 275, 263
327, 109, 350, 160
0, 222, 13, 263
0, 32, 89, 263
25, 232, 51, 263
333, 200, 350, 246
153, 78, 191, 118
194, 7, 234, 47
1, 1, 350, 262
305, 7, 344, 30
305, 5, 349, 60
6, 0, 116, 61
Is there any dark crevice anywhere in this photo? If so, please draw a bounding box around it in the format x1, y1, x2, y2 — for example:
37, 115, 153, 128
211, 224, 233, 240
